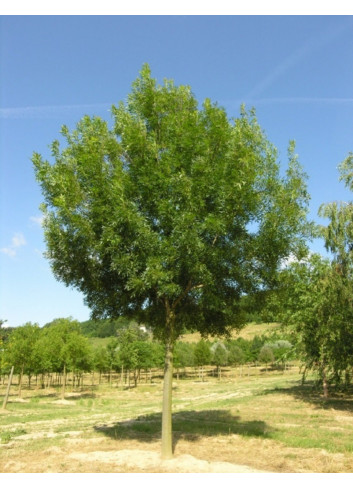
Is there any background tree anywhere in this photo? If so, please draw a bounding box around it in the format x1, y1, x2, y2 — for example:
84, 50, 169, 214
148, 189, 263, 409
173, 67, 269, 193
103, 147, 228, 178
211, 342, 229, 379
62, 332, 92, 387
193, 339, 211, 381
42, 317, 86, 398
92, 347, 110, 384
279, 253, 353, 396
33, 65, 310, 458
105, 338, 119, 385
227, 341, 246, 370
265, 340, 293, 370
3, 322, 40, 396
173, 341, 194, 379
257, 345, 275, 371
117, 328, 139, 387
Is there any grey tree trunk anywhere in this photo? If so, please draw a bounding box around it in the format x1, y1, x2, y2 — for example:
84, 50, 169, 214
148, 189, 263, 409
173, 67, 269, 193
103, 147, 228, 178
61, 364, 67, 400
161, 335, 174, 459
18, 366, 24, 398
2, 366, 14, 410
323, 368, 329, 399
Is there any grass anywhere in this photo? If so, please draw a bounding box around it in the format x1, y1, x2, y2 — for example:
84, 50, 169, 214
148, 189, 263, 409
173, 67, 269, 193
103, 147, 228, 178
1, 366, 353, 472
0, 427, 27, 444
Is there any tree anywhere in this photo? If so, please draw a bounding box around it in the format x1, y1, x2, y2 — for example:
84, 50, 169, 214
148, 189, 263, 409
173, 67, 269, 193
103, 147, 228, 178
194, 339, 211, 381
275, 155, 353, 395
265, 340, 293, 369
93, 347, 110, 384
258, 345, 275, 371
174, 341, 194, 379
279, 253, 353, 396
211, 342, 228, 379
42, 317, 88, 397
33, 64, 310, 458
3, 323, 41, 396
227, 341, 246, 368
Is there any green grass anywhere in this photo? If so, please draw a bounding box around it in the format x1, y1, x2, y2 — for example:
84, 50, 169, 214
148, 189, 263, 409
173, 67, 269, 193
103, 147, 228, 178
0, 428, 27, 444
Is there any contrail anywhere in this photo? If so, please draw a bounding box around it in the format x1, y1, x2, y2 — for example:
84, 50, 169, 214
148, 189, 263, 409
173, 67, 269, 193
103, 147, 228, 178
245, 18, 353, 100
253, 97, 353, 105
0, 103, 111, 119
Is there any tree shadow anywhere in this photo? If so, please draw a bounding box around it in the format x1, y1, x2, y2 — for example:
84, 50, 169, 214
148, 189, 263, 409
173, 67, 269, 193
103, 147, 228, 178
64, 392, 97, 400
94, 409, 272, 452
265, 381, 353, 412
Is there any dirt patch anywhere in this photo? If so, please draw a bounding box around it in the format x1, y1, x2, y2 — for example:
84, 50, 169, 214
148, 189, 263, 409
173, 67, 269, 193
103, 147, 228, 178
51, 399, 76, 405
69, 448, 266, 473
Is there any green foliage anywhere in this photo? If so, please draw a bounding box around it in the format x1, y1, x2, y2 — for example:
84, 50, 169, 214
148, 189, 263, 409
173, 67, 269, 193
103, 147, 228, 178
173, 341, 195, 368
33, 64, 310, 343
93, 347, 110, 373
2, 318, 93, 378
79, 317, 139, 338
193, 339, 211, 367
211, 342, 228, 367
264, 340, 293, 365
258, 345, 275, 365
3, 322, 41, 374
227, 342, 246, 366
279, 253, 353, 386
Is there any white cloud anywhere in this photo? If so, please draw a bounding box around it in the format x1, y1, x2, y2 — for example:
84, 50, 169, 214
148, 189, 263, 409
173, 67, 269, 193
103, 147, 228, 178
34, 248, 45, 258
0, 232, 26, 258
12, 233, 26, 248
30, 215, 45, 227
0, 247, 17, 258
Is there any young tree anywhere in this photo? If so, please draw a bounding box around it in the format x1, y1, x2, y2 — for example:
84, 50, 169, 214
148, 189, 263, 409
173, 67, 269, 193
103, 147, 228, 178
93, 346, 110, 384
194, 339, 211, 381
173, 341, 194, 379
43, 317, 87, 397
211, 342, 228, 379
3, 323, 41, 396
33, 65, 310, 458
258, 345, 275, 371
227, 341, 246, 368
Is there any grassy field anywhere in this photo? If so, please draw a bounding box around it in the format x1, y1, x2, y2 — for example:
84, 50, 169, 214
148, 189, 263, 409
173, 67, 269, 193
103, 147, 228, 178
87, 322, 282, 348
1, 363, 353, 473
179, 322, 281, 343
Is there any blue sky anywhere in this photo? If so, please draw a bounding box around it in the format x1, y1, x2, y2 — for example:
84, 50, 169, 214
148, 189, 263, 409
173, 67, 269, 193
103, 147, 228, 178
1, 14, 353, 327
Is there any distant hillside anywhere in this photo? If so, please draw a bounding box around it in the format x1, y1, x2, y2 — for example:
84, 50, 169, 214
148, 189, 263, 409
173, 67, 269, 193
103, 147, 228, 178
179, 323, 281, 343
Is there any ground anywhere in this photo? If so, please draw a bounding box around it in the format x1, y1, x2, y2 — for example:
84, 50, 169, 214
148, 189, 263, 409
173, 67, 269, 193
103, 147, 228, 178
1, 365, 353, 473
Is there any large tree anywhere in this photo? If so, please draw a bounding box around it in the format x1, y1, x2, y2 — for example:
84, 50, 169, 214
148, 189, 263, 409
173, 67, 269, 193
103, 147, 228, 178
33, 64, 310, 458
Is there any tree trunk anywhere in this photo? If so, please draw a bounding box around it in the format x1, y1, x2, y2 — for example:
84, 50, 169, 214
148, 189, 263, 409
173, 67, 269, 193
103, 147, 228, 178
2, 366, 14, 410
161, 332, 174, 459
18, 366, 24, 398
323, 367, 329, 399
61, 364, 67, 400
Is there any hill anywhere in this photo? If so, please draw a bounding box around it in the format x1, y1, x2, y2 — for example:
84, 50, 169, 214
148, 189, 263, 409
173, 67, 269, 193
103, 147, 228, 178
179, 323, 281, 343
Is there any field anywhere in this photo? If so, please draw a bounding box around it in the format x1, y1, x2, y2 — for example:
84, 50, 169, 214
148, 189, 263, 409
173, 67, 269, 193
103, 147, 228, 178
1, 362, 353, 473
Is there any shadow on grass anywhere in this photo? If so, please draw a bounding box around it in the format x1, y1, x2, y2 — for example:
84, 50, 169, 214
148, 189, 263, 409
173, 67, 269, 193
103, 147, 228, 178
64, 392, 97, 400
267, 381, 353, 412
94, 409, 271, 451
